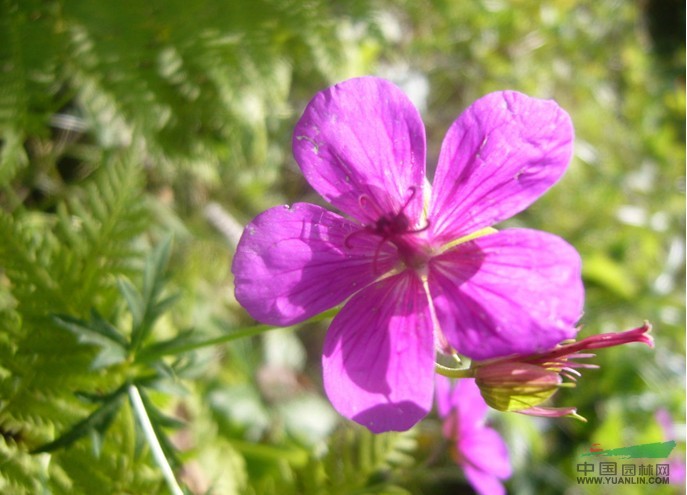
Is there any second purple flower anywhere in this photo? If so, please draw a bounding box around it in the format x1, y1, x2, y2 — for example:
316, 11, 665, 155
232, 76, 584, 433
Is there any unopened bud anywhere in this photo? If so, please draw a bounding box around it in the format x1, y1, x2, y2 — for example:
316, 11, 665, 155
474, 362, 567, 413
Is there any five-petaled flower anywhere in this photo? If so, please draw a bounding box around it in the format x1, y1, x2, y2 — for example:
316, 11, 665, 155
436, 376, 512, 495
232, 76, 584, 432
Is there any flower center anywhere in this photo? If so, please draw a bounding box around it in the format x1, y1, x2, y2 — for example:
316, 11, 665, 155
384, 221, 432, 269
345, 186, 433, 274
368, 187, 432, 271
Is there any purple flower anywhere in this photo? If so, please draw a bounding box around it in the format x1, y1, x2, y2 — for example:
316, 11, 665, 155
655, 409, 686, 486
436, 376, 512, 495
232, 76, 584, 432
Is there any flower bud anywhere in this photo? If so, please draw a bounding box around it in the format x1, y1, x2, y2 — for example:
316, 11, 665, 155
466, 323, 653, 420
474, 362, 567, 413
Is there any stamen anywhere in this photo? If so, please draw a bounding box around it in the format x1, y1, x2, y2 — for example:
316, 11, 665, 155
406, 219, 431, 235
400, 185, 418, 212
371, 240, 385, 275
561, 371, 580, 382
562, 367, 582, 379
357, 193, 384, 218
422, 277, 454, 356
344, 228, 367, 249
397, 186, 432, 235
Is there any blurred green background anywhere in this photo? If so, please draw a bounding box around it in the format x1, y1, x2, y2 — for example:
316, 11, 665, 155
0, 0, 684, 494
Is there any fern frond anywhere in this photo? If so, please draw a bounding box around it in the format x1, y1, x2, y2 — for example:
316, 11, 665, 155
0, 153, 150, 492
0, 152, 148, 419
0, 211, 69, 315
50, 403, 163, 495
0, 435, 46, 495
53, 153, 149, 309
0, 0, 65, 187
319, 426, 417, 494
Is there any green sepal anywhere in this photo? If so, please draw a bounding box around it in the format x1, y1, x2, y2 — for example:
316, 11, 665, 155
478, 382, 561, 412
474, 361, 572, 413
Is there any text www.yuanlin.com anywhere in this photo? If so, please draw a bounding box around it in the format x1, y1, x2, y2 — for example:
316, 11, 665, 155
576, 476, 670, 485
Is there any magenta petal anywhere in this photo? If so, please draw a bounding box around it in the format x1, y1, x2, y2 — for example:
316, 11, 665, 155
457, 383, 511, 489
293, 76, 426, 224
429, 91, 574, 242
460, 428, 512, 480
447, 379, 511, 495
428, 229, 583, 360
434, 375, 453, 419
463, 465, 507, 495
461, 429, 511, 495
436, 377, 488, 425
232, 203, 396, 326
322, 271, 434, 433
453, 378, 489, 427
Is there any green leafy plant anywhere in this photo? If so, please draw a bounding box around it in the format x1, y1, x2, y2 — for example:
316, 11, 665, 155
31, 239, 187, 494
0, 1, 683, 494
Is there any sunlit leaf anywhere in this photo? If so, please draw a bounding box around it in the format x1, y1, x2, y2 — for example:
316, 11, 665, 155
52, 314, 128, 369
31, 388, 125, 454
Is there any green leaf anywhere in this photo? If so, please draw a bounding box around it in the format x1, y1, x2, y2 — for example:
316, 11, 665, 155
229, 439, 309, 468
321, 427, 418, 493
582, 253, 638, 299
279, 394, 338, 447
142, 236, 173, 307
88, 309, 129, 348
137, 329, 196, 363
117, 277, 145, 331
31, 388, 126, 454
208, 384, 271, 440
131, 236, 174, 352
74, 390, 118, 404
137, 308, 340, 361
152, 292, 182, 317
137, 389, 186, 430
52, 314, 128, 370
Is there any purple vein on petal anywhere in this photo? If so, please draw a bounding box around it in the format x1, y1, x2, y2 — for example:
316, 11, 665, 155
322, 270, 435, 432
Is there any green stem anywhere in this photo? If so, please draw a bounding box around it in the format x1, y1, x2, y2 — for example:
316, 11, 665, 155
434, 363, 475, 378
141, 308, 339, 361
142, 323, 277, 361
128, 385, 184, 495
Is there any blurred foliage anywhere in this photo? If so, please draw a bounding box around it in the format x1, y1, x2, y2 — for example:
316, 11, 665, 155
0, 0, 684, 494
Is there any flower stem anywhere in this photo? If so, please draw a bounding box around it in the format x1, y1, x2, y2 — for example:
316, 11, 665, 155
435, 363, 475, 378
128, 385, 184, 495
140, 308, 339, 361
143, 323, 279, 360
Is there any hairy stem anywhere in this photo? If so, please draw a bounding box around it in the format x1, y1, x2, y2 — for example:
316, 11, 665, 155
128, 385, 184, 495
